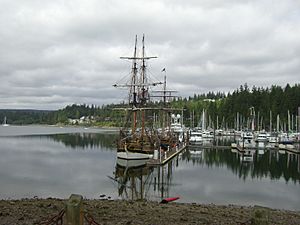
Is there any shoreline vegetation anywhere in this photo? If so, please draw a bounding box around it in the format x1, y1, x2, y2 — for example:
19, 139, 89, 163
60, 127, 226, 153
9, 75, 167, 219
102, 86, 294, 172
1, 83, 300, 131
1, 198, 300, 225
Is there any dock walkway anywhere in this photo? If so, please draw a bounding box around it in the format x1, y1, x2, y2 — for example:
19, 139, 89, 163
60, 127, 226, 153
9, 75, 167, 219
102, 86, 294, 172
147, 144, 187, 166
233, 143, 300, 154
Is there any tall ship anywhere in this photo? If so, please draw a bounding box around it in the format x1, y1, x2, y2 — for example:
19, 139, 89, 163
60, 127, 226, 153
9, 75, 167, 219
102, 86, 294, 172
113, 35, 162, 160
113, 35, 181, 160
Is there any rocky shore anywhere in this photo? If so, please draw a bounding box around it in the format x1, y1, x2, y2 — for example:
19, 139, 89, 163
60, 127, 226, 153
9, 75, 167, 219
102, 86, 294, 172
1, 198, 300, 225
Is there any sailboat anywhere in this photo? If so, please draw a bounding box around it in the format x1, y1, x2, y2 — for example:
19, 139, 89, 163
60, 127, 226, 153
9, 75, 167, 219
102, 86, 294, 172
113, 35, 163, 160
2, 116, 9, 127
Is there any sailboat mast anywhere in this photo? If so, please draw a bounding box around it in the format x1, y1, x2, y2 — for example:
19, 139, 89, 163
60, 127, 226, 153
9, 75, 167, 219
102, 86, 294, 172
277, 114, 280, 132
141, 35, 147, 104
163, 73, 167, 105
141, 35, 146, 137
269, 110, 271, 132
202, 109, 205, 130
288, 110, 291, 132
131, 35, 138, 133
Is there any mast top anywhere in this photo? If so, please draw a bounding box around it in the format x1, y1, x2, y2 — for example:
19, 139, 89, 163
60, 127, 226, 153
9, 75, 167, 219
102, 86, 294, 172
113, 35, 162, 107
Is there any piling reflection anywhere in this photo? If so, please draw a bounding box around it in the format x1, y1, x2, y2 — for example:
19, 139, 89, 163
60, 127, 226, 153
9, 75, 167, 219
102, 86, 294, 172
182, 147, 300, 183
113, 144, 300, 202
114, 159, 178, 201
114, 160, 153, 200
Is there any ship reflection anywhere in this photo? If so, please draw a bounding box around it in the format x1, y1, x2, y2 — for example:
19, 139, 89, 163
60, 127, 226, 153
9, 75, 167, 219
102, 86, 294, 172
113, 146, 300, 201
114, 158, 179, 201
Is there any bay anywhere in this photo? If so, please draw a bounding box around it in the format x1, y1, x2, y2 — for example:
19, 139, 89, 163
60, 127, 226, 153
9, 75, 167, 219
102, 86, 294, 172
0, 125, 299, 211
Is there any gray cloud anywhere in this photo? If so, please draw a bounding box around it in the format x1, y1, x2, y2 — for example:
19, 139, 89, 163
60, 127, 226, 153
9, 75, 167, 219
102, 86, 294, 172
0, 0, 299, 109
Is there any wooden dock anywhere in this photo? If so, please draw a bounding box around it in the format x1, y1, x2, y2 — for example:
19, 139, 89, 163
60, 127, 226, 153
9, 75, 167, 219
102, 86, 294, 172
232, 143, 300, 154
189, 145, 231, 150
148, 141, 299, 167
147, 144, 187, 166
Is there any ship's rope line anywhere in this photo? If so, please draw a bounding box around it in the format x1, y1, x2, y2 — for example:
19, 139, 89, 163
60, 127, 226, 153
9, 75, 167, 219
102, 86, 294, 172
37, 208, 103, 225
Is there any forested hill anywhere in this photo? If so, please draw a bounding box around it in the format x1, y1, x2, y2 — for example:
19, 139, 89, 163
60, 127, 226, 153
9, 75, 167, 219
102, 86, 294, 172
0, 104, 123, 126
1, 83, 300, 130
0, 109, 53, 125
174, 83, 300, 130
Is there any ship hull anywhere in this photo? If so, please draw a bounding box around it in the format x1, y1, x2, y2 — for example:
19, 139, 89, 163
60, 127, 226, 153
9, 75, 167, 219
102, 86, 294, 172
117, 150, 153, 160
116, 157, 149, 168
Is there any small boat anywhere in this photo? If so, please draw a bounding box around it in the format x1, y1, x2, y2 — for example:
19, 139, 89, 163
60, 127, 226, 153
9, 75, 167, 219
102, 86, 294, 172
189, 130, 203, 143
241, 131, 254, 140
269, 132, 279, 143
279, 140, 294, 145
255, 131, 269, 142
160, 196, 180, 203
278, 132, 294, 144
202, 130, 214, 139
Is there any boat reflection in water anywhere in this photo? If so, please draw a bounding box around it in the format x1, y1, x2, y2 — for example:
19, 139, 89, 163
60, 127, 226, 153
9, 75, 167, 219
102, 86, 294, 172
187, 146, 203, 158
113, 141, 300, 208
182, 146, 300, 182
114, 158, 179, 201
240, 150, 255, 162
114, 159, 153, 200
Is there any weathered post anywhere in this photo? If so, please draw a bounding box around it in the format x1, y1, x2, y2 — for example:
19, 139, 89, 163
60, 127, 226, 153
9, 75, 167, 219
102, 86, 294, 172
251, 206, 269, 225
66, 194, 84, 225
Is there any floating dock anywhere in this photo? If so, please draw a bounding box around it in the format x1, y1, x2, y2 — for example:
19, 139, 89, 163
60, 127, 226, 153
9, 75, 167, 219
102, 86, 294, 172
147, 144, 187, 166
231, 143, 300, 154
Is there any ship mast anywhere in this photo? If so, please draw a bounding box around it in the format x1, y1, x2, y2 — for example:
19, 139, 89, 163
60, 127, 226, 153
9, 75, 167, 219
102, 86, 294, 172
130, 35, 138, 133
132, 35, 138, 108
114, 35, 161, 136
141, 34, 147, 106
141, 35, 146, 137
151, 69, 178, 134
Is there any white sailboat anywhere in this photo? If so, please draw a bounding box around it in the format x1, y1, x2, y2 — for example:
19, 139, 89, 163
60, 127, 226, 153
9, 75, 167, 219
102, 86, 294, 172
2, 116, 9, 127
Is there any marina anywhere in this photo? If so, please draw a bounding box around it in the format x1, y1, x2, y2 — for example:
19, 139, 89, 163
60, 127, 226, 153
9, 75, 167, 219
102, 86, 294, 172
1, 1, 300, 223
231, 131, 300, 155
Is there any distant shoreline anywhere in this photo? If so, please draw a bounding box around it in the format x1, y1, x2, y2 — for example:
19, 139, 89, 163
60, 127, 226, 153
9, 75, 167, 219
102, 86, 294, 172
1, 123, 120, 129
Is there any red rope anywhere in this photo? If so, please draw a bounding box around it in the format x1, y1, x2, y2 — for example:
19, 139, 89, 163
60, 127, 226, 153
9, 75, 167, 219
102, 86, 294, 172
84, 213, 101, 225
39, 209, 65, 225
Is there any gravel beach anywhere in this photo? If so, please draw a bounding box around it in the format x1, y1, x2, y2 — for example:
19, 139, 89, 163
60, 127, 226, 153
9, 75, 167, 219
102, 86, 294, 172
1, 198, 300, 225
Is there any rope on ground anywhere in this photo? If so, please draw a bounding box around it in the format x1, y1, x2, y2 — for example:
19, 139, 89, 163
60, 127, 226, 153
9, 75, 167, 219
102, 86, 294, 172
84, 212, 102, 225
37, 207, 102, 225
38, 209, 65, 225
239, 218, 252, 225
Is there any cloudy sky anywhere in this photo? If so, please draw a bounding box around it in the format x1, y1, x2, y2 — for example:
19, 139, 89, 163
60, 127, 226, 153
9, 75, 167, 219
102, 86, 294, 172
0, 0, 299, 110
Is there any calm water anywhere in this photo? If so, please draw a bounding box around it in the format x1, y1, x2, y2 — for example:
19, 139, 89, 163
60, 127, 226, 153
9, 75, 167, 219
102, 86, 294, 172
0, 125, 299, 211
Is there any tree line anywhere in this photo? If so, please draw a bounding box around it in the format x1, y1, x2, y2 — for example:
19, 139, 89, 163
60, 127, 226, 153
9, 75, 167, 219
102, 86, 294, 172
175, 83, 300, 131
1, 83, 300, 131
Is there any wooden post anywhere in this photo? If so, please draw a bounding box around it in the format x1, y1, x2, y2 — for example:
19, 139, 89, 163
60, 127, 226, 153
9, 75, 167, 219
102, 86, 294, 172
251, 207, 269, 225
66, 194, 84, 225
